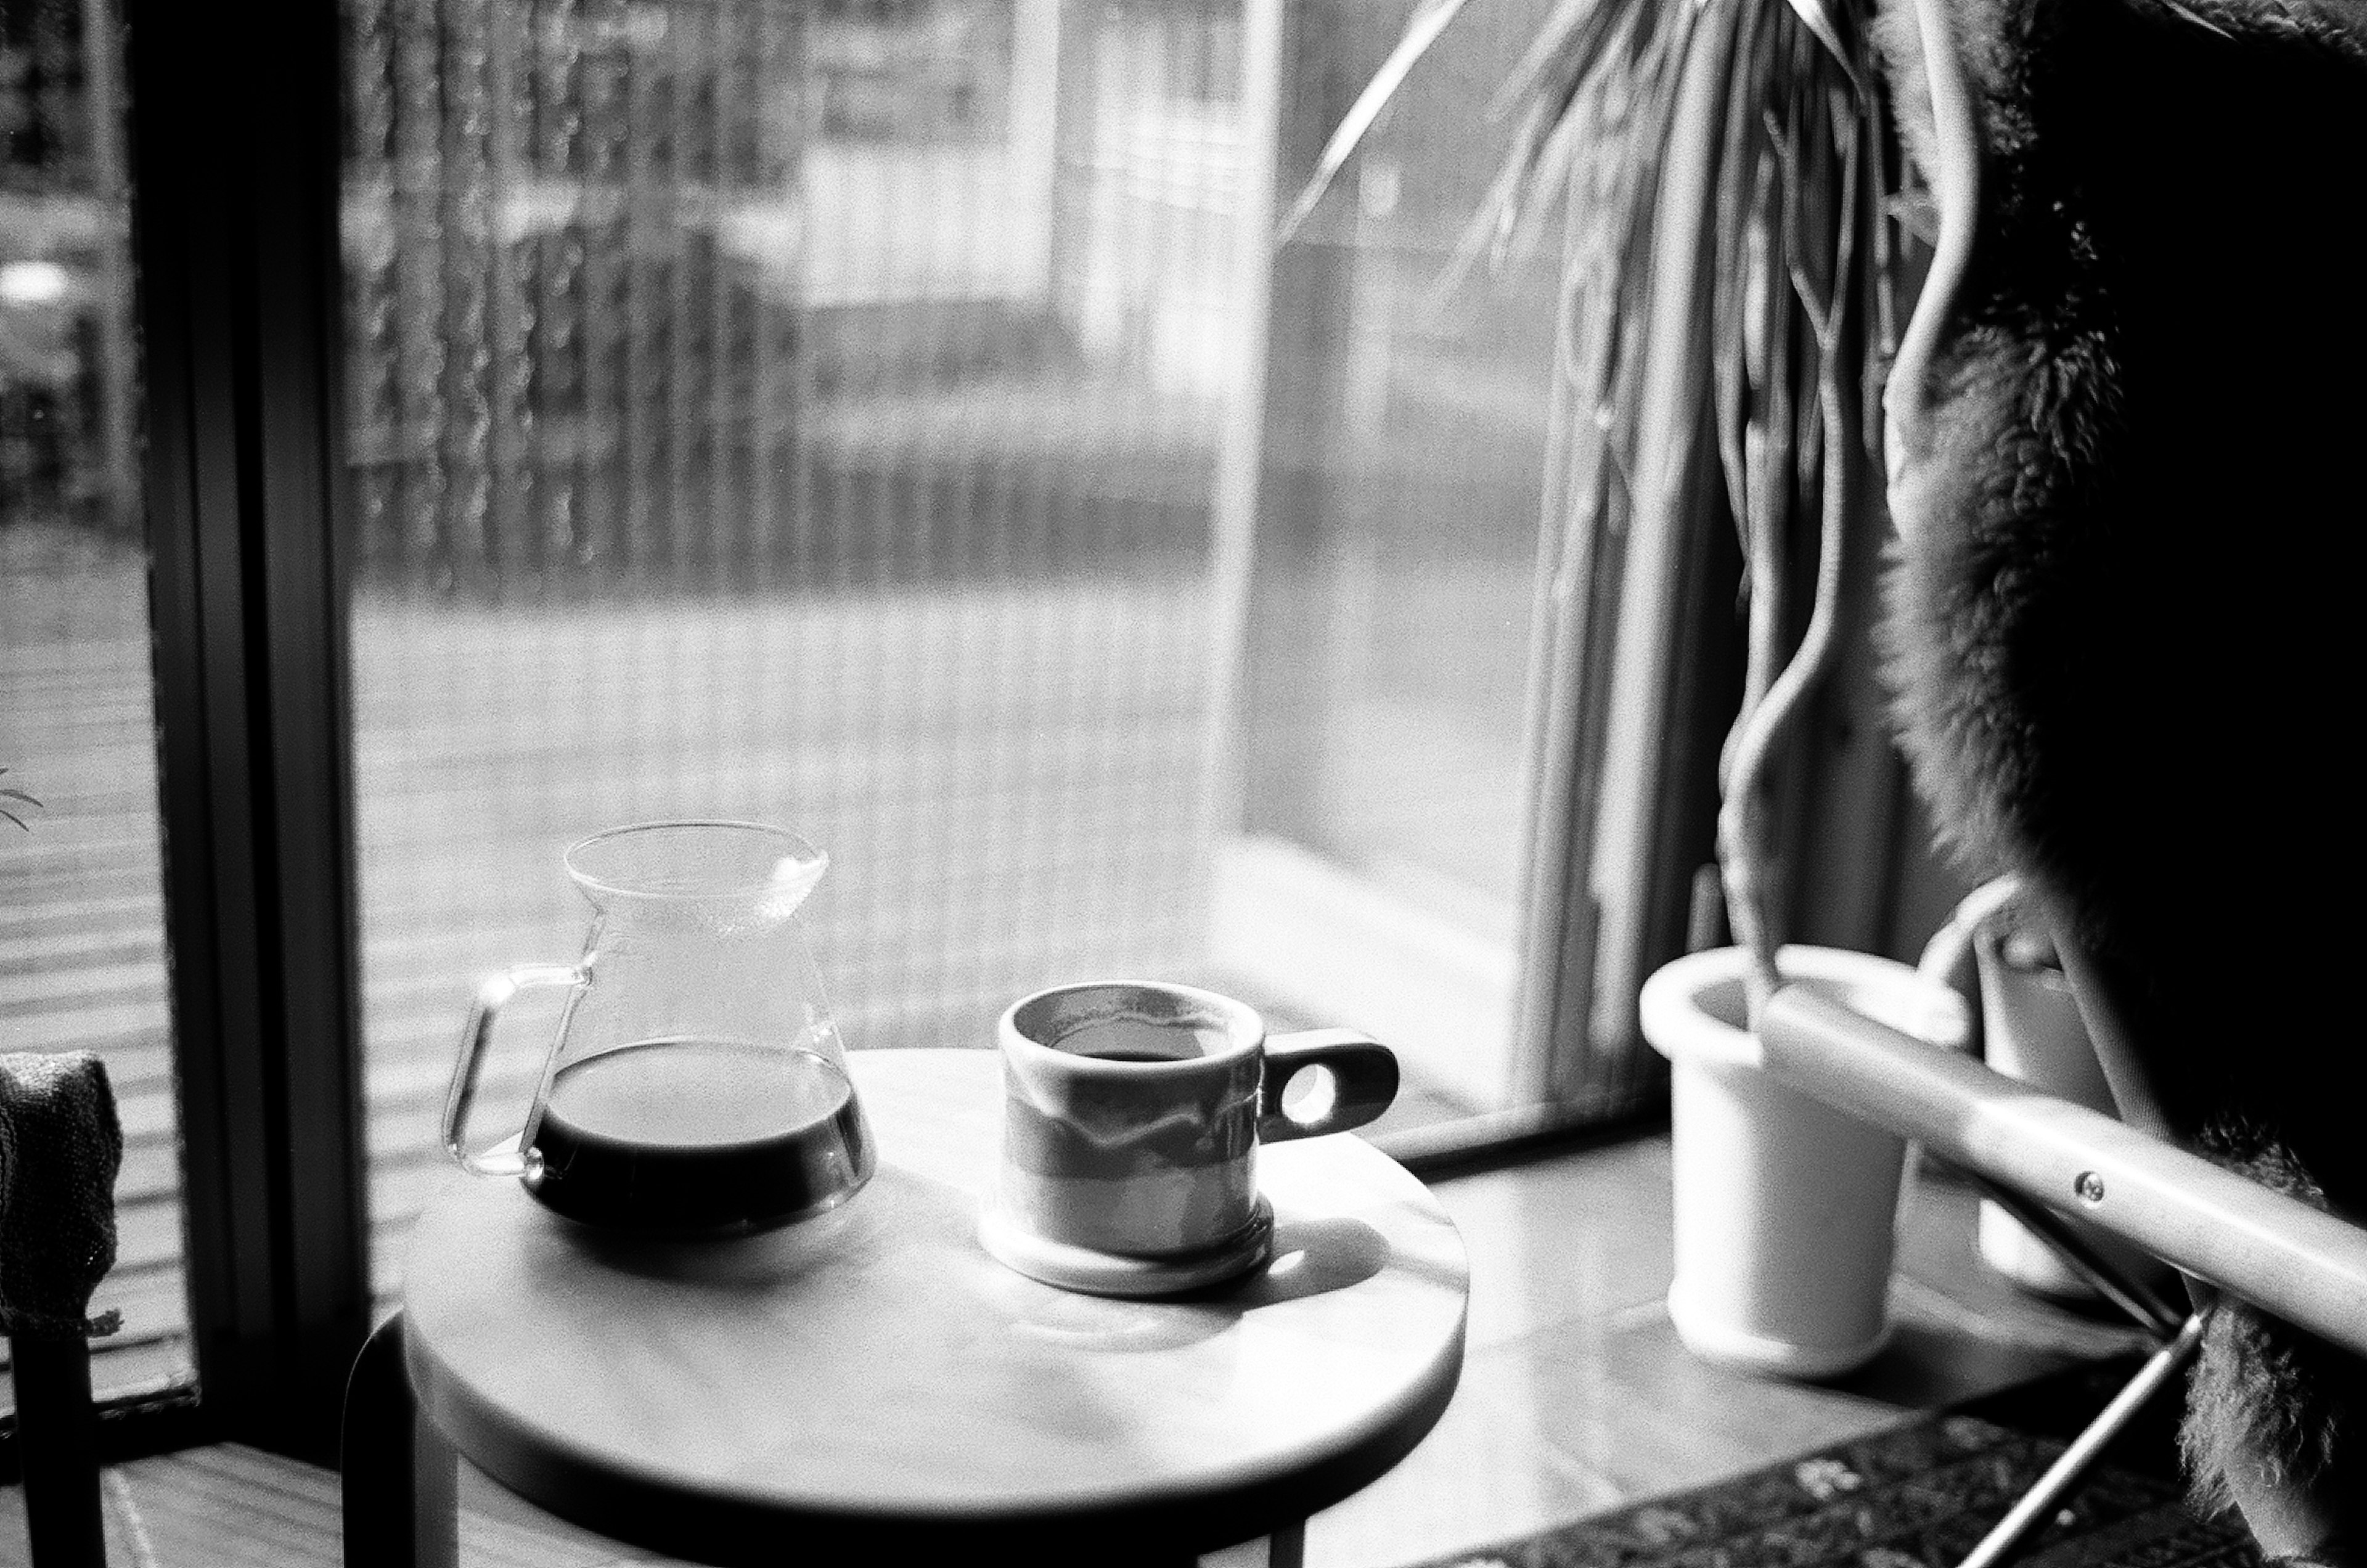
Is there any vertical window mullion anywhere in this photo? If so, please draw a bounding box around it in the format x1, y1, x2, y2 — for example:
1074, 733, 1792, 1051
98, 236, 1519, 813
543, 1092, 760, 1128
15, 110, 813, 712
126, 0, 369, 1461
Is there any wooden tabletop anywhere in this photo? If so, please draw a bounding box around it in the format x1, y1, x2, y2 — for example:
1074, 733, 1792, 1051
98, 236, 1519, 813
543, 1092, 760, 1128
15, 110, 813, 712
401, 1047, 1470, 1564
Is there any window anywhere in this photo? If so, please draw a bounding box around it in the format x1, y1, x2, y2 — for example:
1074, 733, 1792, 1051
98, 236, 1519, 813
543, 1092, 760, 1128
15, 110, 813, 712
4, 0, 1838, 1459
1, 0, 192, 1408
340, 0, 1267, 1297
338, 0, 1657, 1307
1219, 0, 1569, 1128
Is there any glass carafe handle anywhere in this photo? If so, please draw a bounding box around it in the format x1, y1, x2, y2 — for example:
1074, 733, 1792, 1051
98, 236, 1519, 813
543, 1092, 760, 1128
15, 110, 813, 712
444, 963, 585, 1175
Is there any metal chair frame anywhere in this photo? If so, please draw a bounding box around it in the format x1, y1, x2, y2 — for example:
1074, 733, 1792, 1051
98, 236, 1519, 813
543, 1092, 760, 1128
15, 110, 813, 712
1761, 977, 2367, 1567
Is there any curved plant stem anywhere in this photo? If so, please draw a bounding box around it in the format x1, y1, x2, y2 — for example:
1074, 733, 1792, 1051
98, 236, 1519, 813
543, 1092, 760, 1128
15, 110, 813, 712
1719, 94, 1864, 1020
1883, 0, 1981, 484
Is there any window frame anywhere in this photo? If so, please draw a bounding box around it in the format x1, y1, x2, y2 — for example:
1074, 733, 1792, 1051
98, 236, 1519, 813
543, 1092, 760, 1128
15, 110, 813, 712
2, 0, 1925, 1469
117, 0, 367, 1464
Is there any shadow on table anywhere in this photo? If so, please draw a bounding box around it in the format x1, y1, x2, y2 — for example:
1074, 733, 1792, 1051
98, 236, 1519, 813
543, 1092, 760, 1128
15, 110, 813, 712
528, 1164, 1396, 1362
1002, 1214, 1393, 1355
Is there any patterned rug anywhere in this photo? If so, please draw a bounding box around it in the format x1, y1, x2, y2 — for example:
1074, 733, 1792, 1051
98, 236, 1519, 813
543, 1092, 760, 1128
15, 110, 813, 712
1415, 1362, 2262, 1568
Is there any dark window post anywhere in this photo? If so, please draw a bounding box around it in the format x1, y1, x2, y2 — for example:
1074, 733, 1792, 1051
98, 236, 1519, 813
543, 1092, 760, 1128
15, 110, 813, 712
125, 0, 370, 1463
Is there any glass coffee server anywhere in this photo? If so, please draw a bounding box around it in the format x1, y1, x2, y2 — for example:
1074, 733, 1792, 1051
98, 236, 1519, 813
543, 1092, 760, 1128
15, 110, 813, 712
443, 822, 873, 1236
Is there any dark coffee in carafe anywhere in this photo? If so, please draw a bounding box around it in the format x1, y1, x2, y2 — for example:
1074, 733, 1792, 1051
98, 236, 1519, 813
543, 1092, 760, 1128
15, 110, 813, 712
525, 1036, 873, 1236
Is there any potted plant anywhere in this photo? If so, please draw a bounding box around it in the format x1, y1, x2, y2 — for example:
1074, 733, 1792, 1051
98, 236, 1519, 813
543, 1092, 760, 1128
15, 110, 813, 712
1291, 0, 1974, 1374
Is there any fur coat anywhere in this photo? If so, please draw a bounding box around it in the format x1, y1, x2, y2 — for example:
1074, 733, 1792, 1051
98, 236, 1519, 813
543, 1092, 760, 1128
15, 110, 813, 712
1872, 0, 2367, 1522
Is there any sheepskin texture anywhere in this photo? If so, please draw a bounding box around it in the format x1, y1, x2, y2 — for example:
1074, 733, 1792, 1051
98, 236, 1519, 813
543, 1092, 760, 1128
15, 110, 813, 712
1871, 0, 2367, 1525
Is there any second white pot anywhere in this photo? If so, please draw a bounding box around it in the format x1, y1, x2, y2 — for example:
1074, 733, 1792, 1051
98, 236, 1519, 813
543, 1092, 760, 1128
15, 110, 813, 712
1641, 944, 1969, 1379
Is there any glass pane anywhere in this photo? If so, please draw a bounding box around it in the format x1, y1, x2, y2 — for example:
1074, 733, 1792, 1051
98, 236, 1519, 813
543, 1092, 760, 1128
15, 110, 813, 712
342, 0, 1251, 1291
1214, 0, 1562, 1126
1275, 34, 1550, 915
343, 0, 1593, 1294
1, 0, 192, 1400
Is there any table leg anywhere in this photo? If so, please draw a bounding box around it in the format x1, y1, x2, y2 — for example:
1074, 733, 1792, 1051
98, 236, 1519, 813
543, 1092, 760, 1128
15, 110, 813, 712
1197, 1521, 1307, 1568
410, 1402, 460, 1568
340, 1312, 459, 1568
7, 1333, 106, 1568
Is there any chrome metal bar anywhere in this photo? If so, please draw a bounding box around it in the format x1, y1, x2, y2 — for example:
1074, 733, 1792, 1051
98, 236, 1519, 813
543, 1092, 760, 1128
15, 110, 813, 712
1956, 1170, 2187, 1339
1956, 1312, 2209, 1568
1760, 984, 2367, 1359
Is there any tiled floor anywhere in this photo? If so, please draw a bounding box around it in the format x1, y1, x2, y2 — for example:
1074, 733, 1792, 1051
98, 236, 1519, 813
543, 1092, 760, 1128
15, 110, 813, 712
1281, 1141, 2143, 1567
2, 1133, 2145, 1568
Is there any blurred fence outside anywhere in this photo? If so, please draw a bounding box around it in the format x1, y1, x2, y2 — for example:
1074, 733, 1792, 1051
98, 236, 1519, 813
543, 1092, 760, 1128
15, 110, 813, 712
3, 0, 181, 1402
340, 0, 1241, 594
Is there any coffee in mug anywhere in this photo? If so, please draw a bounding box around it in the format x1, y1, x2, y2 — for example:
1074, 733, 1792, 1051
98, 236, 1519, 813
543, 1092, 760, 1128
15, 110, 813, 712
982, 980, 1397, 1292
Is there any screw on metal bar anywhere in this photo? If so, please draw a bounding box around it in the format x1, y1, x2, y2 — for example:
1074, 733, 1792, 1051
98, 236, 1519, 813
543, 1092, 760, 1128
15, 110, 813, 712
1954, 1167, 2182, 1338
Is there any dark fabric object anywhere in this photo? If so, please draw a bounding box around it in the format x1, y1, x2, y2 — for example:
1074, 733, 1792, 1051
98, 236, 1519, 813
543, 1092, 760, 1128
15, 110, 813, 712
1404, 1370, 2256, 1568
1871, 0, 2367, 1520
1874, 0, 2367, 1169
0, 1050, 123, 1338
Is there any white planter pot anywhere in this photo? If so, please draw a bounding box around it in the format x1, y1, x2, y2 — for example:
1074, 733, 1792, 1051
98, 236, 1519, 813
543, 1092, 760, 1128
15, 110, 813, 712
1970, 915, 2170, 1299
1640, 945, 1968, 1379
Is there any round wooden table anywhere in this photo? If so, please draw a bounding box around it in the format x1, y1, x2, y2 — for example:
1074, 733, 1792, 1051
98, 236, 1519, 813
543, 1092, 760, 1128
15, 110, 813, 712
385, 1048, 1470, 1566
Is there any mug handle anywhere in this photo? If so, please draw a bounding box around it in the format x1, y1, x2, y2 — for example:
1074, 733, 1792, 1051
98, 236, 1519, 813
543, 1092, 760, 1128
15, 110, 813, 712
443, 963, 584, 1175
1256, 1028, 1399, 1143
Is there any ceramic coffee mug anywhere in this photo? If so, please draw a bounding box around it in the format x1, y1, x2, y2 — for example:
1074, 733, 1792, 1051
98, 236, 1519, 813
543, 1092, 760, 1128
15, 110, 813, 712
985, 981, 1397, 1289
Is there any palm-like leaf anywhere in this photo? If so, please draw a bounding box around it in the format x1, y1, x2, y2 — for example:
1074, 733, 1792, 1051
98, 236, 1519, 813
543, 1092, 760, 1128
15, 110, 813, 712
1293, 0, 1903, 1007
2, 767, 41, 831
1297, 0, 1903, 1013
1274, 0, 1486, 245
